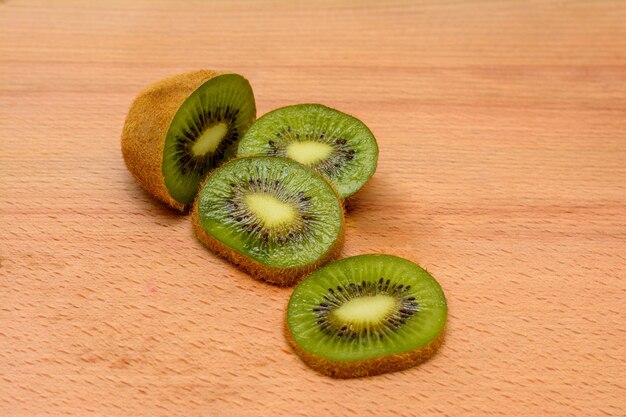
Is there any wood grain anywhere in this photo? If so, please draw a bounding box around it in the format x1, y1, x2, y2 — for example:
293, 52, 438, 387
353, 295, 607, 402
1, 1, 625, 416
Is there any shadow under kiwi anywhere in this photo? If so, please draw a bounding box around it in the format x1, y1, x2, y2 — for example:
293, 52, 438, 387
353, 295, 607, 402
122, 174, 189, 220
341, 175, 440, 257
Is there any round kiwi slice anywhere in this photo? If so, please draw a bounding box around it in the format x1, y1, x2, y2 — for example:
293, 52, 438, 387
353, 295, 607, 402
192, 156, 344, 286
236, 104, 378, 199
121, 70, 256, 211
286, 254, 447, 378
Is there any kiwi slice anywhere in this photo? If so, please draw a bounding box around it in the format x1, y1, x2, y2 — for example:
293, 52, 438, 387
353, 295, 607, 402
192, 156, 344, 286
286, 254, 447, 378
237, 104, 378, 199
121, 70, 256, 211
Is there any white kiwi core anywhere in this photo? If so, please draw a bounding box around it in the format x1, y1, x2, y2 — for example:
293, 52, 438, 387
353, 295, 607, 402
192, 122, 229, 156
285, 141, 334, 166
333, 295, 397, 325
244, 193, 297, 227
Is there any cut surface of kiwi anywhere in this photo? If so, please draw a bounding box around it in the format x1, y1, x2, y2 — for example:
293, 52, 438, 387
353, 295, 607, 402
237, 104, 378, 199
121, 70, 256, 211
163, 74, 256, 204
192, 156, 344, 286
286, 254, 447, 378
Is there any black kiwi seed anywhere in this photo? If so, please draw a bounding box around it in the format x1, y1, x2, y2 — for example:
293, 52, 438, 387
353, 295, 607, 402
310, 277, 421, 340
236, 104, 379, 200
174, 109, 239, 178
218, 173, 323, 246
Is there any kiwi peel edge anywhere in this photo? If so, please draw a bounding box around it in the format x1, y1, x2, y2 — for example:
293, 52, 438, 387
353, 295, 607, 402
284, 320, 445, 378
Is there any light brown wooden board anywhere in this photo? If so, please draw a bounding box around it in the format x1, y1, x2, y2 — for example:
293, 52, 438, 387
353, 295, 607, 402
1, 1, 625, 416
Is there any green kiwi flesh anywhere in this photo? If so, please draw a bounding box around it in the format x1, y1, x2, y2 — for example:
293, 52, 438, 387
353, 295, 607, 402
192, 156, 344, 285
237, 104, 378, 199
286, 254, 447, 377
163, 74, 256, 204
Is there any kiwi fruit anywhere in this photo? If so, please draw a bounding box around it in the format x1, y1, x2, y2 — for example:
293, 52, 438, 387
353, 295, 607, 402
236, 104, 378, 199
121, 70, 256, 211
285, 254, 447, 378
192, 156, 344, 286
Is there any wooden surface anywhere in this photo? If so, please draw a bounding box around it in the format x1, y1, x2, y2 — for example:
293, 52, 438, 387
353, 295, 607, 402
1, 1, 625, 416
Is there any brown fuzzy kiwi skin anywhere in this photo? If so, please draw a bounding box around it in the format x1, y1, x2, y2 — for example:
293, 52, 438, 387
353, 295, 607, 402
285, 322, 445, 378
191, 164, 345, 286
121, 70, 221, 212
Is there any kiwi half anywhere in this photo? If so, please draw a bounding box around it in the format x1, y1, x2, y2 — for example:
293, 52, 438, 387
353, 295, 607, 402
286, 254, 447, 378
192, 156, 344, 286
121, 70, 256, 211
237, 104, 378, 199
